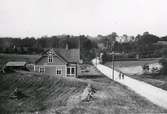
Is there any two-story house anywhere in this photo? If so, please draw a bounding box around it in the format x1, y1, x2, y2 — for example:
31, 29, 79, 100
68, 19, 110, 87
34, 48, 80, 77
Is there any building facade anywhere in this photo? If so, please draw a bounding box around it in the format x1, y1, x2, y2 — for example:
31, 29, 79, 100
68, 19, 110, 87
34, 48, 80, 77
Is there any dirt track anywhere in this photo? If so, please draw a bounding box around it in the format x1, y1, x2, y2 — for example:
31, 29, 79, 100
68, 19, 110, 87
92, 59, 167, 109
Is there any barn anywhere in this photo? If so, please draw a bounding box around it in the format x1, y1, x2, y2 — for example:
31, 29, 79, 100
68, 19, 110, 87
34, 48, 80, 77
4, 61, 28, 72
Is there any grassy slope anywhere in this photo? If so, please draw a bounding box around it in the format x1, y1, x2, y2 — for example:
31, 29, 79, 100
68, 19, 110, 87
79, 75, 167, 113
0, 54, 166, 113
0, 72, 87, 114
0, 72, 166, 114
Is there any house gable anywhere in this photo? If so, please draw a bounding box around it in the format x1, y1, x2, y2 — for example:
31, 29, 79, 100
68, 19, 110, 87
35, 49, 67, 65
36, 56, 67, 65
42, 48, 80, 63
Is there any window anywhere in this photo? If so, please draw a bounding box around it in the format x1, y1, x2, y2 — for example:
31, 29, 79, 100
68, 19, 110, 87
67, 67, 75, 75
71, 68, 75, 74
56, 69, 62, 75
39, 67, 45, 73
48, 56, 53, 63
67, 68, 70, 74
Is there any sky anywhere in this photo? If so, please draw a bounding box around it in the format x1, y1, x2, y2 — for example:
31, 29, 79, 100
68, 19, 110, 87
0, 0, 167, 37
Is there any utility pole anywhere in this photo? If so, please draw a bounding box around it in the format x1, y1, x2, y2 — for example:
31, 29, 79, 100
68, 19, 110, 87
79, 37, 80, 61
112, 41, 115, 80
96, 48, 97, 66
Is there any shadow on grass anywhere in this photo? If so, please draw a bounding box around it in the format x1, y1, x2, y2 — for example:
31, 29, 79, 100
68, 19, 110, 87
78, 75, 104, 79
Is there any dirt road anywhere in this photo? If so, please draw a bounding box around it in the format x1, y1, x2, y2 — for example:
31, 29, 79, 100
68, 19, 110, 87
92, 59, 167, 109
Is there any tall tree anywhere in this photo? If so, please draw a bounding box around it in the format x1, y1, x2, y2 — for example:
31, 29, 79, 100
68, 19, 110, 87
135, 32, 159, 57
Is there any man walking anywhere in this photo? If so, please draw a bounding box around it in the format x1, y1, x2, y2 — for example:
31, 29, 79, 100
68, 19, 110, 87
119, 72, 121, 79
122, 73, 125, 79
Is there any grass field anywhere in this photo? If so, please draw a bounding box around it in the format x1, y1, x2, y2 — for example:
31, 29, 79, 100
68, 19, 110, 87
0, 54, 40, 69
0, 72, 88, 114
0, 54, 166, 113
0, 71, 166, 114
105, 58, 161, 75
78, 64, 102, 76
105, 58, 167, 91
128, 74, 167, 91
105, 58, 160, 68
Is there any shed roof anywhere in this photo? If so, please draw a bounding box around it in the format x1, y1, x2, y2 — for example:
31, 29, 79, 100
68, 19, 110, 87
6, 61, 27, 67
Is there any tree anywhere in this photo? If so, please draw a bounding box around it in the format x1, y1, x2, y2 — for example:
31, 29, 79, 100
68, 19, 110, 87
79, 35, 96, 63
159, 48, 167, 74
160, 36, 167, 41
135, 32, 159, 58
107, 32, 117, 50
123, 34, 128, 42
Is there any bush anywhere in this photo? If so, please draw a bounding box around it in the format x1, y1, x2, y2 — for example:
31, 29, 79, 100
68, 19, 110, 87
159, 58, 167, 74
159, 48, 167, 74
160, 48, 167, 58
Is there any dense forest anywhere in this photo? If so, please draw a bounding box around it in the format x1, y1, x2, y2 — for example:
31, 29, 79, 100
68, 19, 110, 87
0, 35, 97, 63
0, 32, 167, 63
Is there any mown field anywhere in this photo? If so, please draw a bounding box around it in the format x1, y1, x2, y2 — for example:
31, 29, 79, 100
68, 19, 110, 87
105, 58, 160, 68
128, 74, 167, 91
105, 58, 167, 91
0, 71, 166, 114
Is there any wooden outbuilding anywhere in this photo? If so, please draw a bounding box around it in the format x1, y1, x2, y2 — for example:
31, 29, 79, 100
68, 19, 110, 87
3, 61, 28, 72
34, 48, 80, 77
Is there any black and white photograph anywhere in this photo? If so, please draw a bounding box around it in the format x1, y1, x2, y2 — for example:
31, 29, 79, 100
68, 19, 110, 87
0, 0, 167, 113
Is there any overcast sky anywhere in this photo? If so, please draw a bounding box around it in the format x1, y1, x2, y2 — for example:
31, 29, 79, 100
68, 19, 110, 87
0, 0, 167, 37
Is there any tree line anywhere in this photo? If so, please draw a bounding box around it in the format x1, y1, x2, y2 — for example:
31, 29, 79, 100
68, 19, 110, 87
0, 32, 167, 63
0, 35, 97, 63
96, 32, 165, 62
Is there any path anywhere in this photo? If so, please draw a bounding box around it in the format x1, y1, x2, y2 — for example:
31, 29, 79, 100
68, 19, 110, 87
92, 59, 167, 109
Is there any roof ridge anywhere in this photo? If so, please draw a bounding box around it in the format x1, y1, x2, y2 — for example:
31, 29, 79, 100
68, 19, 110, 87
38, 48, 80, 63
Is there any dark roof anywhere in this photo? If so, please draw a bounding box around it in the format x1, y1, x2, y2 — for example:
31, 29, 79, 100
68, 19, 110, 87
42, 48, 80, 63
6, 61, 27, 67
